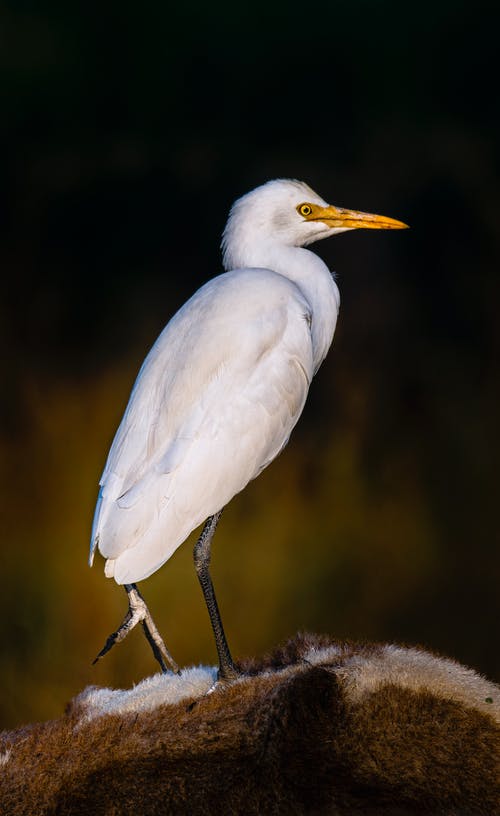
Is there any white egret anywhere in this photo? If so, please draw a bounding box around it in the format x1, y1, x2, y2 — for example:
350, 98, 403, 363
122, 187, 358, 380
90, 179, 407, 679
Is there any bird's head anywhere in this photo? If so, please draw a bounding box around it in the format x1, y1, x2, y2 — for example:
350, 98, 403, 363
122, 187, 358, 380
222, 178, 408, 271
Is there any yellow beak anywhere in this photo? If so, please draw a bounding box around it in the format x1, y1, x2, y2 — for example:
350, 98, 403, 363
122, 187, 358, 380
311, 205, 409, 230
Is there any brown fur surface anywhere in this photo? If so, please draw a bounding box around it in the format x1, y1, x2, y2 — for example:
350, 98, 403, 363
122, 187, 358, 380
1, 633, 499, 815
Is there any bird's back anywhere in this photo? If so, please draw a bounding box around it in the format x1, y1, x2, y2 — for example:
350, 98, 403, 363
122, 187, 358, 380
91, 268, 316, 584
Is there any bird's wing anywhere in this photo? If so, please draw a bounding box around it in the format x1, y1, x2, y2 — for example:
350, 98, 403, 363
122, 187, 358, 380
91, 268, 316, 580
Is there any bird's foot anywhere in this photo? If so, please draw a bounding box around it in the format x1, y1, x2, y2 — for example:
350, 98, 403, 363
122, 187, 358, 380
93, 584, 180, 675
206, 673, 240, 694
186, 671, 241, 712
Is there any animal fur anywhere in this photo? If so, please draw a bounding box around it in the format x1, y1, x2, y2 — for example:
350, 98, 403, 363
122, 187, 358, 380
0, 633, 499, 815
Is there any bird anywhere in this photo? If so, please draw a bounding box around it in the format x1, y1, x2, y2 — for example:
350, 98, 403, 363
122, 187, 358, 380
89, 178, 408, 680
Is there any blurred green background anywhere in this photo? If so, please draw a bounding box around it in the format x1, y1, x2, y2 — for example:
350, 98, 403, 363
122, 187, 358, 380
1, 0, 499, 728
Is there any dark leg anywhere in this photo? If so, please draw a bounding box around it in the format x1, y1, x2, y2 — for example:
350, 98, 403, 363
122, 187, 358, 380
194, 510, 239, 681
93, 583, 180, 675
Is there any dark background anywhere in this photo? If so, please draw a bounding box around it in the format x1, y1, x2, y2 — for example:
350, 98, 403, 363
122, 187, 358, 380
1, 0, 499, 727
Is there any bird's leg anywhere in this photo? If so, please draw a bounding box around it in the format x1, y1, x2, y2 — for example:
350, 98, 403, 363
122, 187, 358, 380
194, 510, 239, 681
93, 583, 180, 675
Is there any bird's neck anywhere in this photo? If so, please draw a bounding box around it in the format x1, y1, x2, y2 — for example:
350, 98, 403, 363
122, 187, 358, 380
225, 241, 340, 372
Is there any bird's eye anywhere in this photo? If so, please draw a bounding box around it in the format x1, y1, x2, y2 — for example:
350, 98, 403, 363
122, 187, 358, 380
298, 203, 313, 217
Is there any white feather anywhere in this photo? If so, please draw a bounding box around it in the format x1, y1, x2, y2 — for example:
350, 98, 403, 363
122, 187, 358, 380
91, 180, 341, 584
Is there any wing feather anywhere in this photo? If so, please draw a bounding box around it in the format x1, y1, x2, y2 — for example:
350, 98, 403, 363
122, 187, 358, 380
91, 268, 315, 582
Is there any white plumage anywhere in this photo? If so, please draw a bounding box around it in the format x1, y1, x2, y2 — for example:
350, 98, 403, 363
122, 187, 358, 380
89, 179, 406, 674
